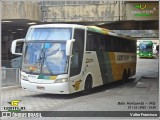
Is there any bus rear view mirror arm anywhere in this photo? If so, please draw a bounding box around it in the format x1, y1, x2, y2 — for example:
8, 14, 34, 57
66, 39, 75, 56
11, 38, 24, 55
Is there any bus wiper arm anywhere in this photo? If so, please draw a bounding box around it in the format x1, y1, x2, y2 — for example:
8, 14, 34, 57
35, 45, 45, 65
36, 56, 42, 63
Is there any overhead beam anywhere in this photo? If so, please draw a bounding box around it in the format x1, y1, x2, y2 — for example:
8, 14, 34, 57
98, 20, 159, 30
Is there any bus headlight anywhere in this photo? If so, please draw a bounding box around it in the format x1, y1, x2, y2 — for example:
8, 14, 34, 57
54, 78, 68, 83
148, 54, 151, 56
21, 75, 28, 81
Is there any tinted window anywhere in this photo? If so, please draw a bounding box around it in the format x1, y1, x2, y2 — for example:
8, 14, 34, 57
70, 29, 85, 76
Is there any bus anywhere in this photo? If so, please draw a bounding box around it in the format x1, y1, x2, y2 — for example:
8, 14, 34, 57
138, 41, 153, 58
11, 24, 137, 94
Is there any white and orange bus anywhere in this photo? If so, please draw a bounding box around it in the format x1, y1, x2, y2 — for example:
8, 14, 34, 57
11, 24, 137, 94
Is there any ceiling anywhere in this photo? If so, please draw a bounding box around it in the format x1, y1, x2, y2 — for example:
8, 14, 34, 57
2, 19, 159, 39
2, 19, 41, 37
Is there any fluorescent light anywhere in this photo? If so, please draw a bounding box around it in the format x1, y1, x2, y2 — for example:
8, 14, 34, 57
12, 32, 16, 33
2, 21, 12, 23
8, 30, 12, 31
98, 23, 105, 25
17, 29, 23, 30
28, 22, 37, 25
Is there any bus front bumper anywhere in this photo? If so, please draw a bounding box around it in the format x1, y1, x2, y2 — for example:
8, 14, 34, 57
139, 53, 153, 58
21, 80, 70, 94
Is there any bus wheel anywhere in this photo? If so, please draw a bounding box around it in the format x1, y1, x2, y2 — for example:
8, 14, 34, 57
127, 69, 131, 81
122, 70, 127, 83
82, 76, 92, 95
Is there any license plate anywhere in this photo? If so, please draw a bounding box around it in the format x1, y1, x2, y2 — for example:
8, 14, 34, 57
37, 86, 45, 90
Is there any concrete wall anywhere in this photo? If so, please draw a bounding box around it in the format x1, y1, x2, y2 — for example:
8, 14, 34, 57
2, 1, 41, 20
2, 1, 158, 22
43, 1, 122, 22
42, 1, 159, 22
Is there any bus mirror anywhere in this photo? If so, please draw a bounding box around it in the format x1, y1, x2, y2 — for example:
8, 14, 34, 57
11, 39, 24, 56
66, 39, 75, 56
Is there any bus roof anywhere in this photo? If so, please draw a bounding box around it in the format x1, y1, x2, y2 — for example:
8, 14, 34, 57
87, 26, 136, 41
140, 41, 153, 44
87, 26, 110, 34
29, 24, 135, 41
29, 24, 86, 29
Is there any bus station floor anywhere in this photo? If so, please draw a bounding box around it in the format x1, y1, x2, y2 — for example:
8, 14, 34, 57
1, 56, 159, 119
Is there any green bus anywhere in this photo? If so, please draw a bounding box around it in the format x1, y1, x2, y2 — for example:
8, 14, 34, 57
138, 41, 153, 58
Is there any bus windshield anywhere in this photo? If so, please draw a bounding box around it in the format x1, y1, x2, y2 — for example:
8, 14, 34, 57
139, 42, 153, 52
26, 28, 72, 41
22, 42, 68, 75
22, 27, 72, 75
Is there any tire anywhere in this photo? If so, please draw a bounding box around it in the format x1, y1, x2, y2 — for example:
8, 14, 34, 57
122, 70, 127, 83
82, 76, 92, 95
127, 69, 131, 81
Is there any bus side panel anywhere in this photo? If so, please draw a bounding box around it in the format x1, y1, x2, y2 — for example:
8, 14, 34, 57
85, 52, 103, 87
109, 52, 137, 81
68, 51, 103, 93
109, 52, 122, 81
96, 51, 114, 84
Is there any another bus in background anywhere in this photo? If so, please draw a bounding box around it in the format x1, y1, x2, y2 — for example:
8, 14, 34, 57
138, 41, 153, 58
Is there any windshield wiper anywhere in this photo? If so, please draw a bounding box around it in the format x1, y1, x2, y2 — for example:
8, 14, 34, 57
29, 45, 45, 72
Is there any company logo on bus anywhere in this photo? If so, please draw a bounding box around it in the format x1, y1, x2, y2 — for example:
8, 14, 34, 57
114, 53, 136, 63
72, 80, 82, 91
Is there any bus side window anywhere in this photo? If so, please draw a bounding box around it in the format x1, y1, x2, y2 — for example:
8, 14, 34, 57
99, 36, 105, 51
86, 32, 95, 51
86, 32, 91, 51
93, 33, 99, 51
70, 28, 85, 77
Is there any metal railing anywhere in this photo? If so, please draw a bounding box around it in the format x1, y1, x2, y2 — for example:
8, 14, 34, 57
2, 68, 21, 87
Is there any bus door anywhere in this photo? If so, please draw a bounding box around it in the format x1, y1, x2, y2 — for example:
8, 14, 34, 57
69, 29, 85, 92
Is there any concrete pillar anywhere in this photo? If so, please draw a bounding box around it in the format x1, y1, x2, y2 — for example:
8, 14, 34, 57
2, 1, 41, 20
